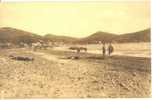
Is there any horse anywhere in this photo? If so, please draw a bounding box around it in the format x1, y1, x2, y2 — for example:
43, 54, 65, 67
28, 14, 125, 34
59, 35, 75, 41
69, 47, 87, 53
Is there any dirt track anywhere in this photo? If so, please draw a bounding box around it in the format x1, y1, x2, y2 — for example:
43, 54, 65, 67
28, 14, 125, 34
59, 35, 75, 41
0, 49, 151, 98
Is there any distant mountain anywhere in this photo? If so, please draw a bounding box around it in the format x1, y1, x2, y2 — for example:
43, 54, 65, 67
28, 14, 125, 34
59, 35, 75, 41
116, 28, 151, 43
76, 31, 117, 44
0, 27, 150, 45
0, 27, 43, 44
44, 34, 78, 43
76, 29, 150, 44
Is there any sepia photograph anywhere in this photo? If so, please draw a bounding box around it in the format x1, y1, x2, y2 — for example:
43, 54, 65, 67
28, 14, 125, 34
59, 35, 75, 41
0, 0, 151, 98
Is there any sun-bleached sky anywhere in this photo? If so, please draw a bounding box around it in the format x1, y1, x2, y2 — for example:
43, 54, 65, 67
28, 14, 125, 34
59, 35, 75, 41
0, 1, 150, 37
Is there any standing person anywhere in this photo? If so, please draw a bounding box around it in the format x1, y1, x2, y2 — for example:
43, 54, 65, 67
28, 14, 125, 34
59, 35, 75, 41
108, 43, 114, 56
102, 43, 106, 58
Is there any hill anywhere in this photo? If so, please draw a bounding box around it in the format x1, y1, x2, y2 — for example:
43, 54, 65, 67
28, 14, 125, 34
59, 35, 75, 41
116, 28, 150, 43
0, 27, 150, 45
76, 31, 117, 44
0, 27, 43, 44
76, 29, 150, 44
44, 34, 78, 43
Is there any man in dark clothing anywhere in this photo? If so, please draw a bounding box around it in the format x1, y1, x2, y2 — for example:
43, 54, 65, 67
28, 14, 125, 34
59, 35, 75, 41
108, 43, 114, 56
102, 43, 106, 57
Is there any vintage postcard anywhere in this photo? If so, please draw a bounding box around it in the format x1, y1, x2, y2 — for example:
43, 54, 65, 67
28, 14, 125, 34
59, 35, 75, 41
0, 0, 151, 98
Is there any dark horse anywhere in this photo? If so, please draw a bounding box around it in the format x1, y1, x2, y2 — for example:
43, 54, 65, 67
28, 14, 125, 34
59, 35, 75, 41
69, 47, 87, 53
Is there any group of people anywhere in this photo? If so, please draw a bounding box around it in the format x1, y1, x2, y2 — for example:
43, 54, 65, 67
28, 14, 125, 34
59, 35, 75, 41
102, 43, 114, 57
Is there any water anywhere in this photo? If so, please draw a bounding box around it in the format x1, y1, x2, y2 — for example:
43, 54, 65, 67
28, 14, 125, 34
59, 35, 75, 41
54, 42, 151, 58
85, 42, 151, 58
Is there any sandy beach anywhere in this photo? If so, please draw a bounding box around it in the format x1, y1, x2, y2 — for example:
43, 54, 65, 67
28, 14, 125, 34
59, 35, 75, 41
0, 48, 151, 98
0, 1, 150, 98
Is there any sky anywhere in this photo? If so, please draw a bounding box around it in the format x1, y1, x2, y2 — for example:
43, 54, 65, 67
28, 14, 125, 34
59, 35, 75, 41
0, 0, 150, 37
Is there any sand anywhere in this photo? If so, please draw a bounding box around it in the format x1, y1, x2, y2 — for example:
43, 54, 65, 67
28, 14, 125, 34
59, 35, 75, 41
0, 48, 151, 98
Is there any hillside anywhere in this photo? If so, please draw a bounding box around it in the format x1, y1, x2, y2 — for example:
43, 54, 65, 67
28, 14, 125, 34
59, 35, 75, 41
0, 27, 43, 44
0, 27, 150, 45
116, 29, 151, 43
44, 34, 78, 43
76, 29, 150, 44
76, 31, 117, 44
